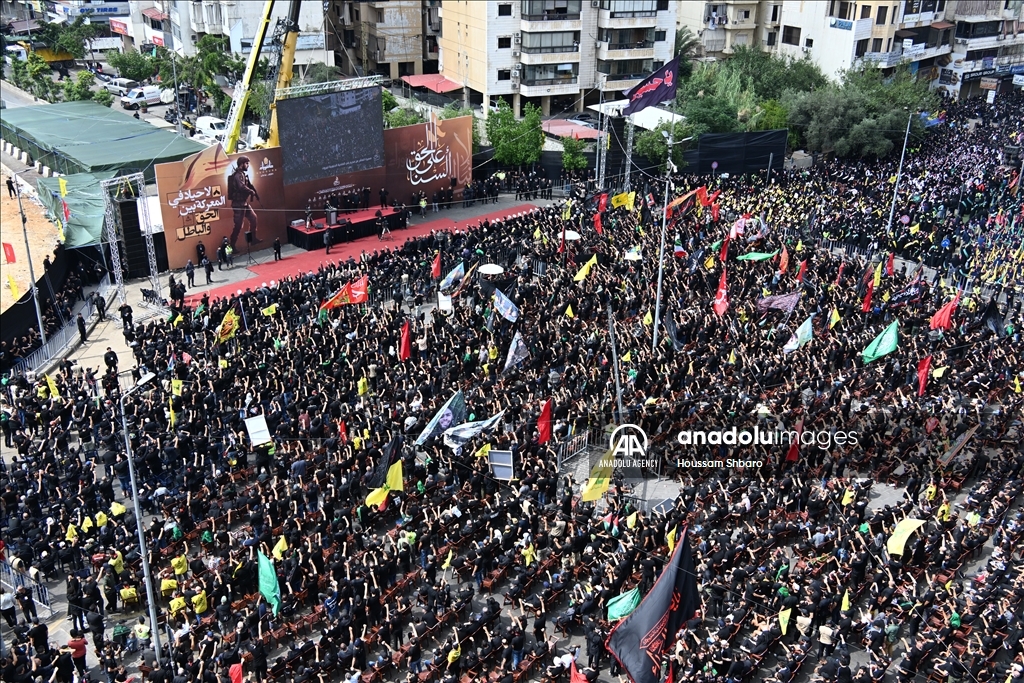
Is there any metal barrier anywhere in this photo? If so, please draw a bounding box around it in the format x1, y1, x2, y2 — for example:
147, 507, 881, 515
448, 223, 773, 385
0, 560, 54, 617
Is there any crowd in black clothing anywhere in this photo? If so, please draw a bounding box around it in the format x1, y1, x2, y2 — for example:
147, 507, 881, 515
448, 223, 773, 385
0, 92, 1022, 683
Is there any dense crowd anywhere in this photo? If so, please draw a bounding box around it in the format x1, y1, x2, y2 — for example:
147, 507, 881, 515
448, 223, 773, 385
0, 90, 1022, 683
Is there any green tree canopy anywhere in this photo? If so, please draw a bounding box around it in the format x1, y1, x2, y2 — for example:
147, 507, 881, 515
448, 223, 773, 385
108, 49, 155, 83
486, 100, 543, 168
385, 107, 425, 128
61, 70, 97, 102
34, 17, 96, 59
439, 104, 481, 152
634, 119, 696, 171
560, 135, 588, 171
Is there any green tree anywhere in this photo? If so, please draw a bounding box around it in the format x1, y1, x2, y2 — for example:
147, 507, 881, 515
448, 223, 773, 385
26, 53, 59, 101
684, 95, 741, 134
61, 70, 97, 101
10, 56, 30, 91
34, 17, 96, 59
634, 119, 695, 171
439, 104, 481, 152
674, 26, 700, 80
246, 80, 275, 119
381, 88, 399, 112
108, 49, 155, 83
157, 36, 242, 116
301, 62, 341, 84
92, 87, 114, 108
560, 135, 588, 171
723, 46, 826, 102
486, 99, 543, 168
385, 107, 425, 128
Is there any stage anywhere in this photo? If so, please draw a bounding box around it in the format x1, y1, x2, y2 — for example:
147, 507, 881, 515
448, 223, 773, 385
287, 206, 405, 250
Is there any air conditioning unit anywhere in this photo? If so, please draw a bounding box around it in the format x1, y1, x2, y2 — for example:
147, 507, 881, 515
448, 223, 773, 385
997, 34, 1004, 40
512, 82, 519, 90
191, 34, 198, 43
512, 50, 520, 58
955, 37, 968, 44
512, 65, 521, 73
591, 0, 599, 7
513, 32, 521, 44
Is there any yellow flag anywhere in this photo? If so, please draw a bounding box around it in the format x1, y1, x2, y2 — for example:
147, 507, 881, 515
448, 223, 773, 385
882, 291, 891, 303
562, 200, 572, 221
475, 443, 491, 458
643, 310, 653, 325
66, 524, 78, 541
622, 351, 632, 362
829, 307, 841, 329
168, 398, 176, 428
565, 304, 575, 318
1014, 376, 1022, 394
94, 511, 108, 528
581, 452, 613, 502
273, 535, 288, 560
523, 543, 537, 567
365, 486, 389, 507
779, 608, 792, 636
81, 516, 94, 532
841, 589, 850, 612
909, 223, 920, 235
842, 489, 855, 506
218, 359, 228, 368
358, 376, 369, 395
385, 461, 404, 492
442, 550, 454, 569
932, 366, 948, 378
171, 379, 183, 396
45, 374, 61, 399
625, 191, 636, 212
573, 254, 598, 282
925, 484, 937, 501
795, 239, 803, 252
762, 287, 771, 297
110, 501, 127, 516
261, 303, 278, 316
533, 227, 541, 239
7, 274, 20, 300
704, 254, 715, 270
666, 526, 678, 552
728, 349, 736, 365
626, 512, 638, 529
873, 260, 883, 288
57, 221, 66, 244
59, 177, 68, 197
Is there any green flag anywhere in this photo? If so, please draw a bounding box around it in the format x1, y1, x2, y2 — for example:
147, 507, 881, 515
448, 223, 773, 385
257, 551, 281, 616
736, 250, 780, 261
606, 587, 641, 621
861, 320, 899, 364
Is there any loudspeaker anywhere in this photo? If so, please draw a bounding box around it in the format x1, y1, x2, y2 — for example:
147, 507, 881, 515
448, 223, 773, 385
245, 231, 253, 244
119, 199, 151, 279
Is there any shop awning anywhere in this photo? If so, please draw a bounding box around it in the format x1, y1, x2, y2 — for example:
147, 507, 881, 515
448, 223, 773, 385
894, 29, 917, 38
542, 120, 600, 140
400, 74, 463, 94
931, 21, 954, 30
142, 7, 169, 21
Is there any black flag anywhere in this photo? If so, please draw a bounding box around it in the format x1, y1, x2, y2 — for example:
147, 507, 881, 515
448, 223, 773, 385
368, 435, 402, 489
980, 298, 1007, 338
606, 527, 700, 683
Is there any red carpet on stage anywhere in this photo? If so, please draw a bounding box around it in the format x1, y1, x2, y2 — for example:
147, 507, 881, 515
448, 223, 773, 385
186, 202, 538, 304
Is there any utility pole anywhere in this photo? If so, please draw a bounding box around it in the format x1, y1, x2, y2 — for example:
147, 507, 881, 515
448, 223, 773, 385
14, 172, 48, 345
607, 301, 625, 424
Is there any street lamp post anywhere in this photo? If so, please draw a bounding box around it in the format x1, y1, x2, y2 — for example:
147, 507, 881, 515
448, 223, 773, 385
119, 372, 162, 660
651, 132, 692, 353
13, 171, 48, 345
885, 111, 913, 237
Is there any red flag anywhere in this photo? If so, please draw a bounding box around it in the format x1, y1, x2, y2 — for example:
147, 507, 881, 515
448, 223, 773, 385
399, 320, 411, 361
862, 280, 874, 313
917, 355, 932, 397
834, 261, 844, 287
570, 661, 588, 683
786, 419, 804, 462
712, 268, 729, 317
719, 234, 729, 262
885, 252, 895, 277
321, 283, 352, 311
695, 186, 708, 206
598, 193, 609, 212
537, 399, 552, 444
1, 243, 14, 264
929, 293, 959, 331
558, 228, 566, 254
704, 189, 721, 206
795, 259, 807, 283
62, 200, 70, 222
229, 664, 243, 683
593, 212, 603, 235
431, 251, 441, 279
711, 202, 720, 222
778, 246, 789, 274
338, 420, 347, 443
349, 275, 368, 303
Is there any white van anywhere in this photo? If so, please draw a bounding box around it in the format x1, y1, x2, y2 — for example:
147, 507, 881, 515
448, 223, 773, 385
196, 116, 228, 141
120, 86, 164, 110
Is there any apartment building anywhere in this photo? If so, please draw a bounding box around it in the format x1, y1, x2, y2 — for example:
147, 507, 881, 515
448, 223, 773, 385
438, 0, 677, 118
116, 1, 332, 67
326, 1, 441, 80
943, 0, 1024, 98
676, 1, 782, 58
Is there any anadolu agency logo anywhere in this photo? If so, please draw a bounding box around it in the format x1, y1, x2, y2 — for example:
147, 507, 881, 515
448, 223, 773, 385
608, 424, 658, 470
674, 425, 859, 469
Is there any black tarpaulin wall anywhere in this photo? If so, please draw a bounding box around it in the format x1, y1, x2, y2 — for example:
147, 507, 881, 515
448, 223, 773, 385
694, 130, 788, 176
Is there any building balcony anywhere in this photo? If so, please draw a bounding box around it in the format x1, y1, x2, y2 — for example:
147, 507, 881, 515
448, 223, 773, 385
953, 33, 1022, 51
518, 78, 579, 97
599, 75, 643, 91
597, 8, 658, 29
520, 48, 580, 65
596, 40, 654, 60
702, 33, 726, 53
520, 17, 581, 32
861, 42, 952, 68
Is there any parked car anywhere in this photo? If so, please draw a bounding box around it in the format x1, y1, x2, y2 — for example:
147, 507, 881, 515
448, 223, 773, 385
196, 116, 228, 141
573, 112, 594, 122
566, 118, 596, 129
104, 78, 138, 96
120, 86, 164, 109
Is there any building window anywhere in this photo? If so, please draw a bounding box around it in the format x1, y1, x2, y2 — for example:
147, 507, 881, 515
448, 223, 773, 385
886, 38, 891, 51
498, 36, 512, 48
861, 5, 871, 19
523, 62, 578, 85
657, 0, 669, 10
498, 4, 513, 15
872, 37, 882, 52
828, 1, 853, 20
376, 10, 383, 23
596, 58, 653, 79
781, 25, 800, 45
876, 6, 887, 24
599, 27, 655, 48
741, 9, 750, 19
599, 1, 658, 18
766, 31, 777, 46
521, 0, 582, 20
651, 60, 663, 69
654, 30, 666, 41
892, 5, 898, 23
521, 30, 580, 52
497, 69, 512, 80
855, 38, 868, 57
805, 37, 813, 47
771, 4, 779, 22
937, 0, 945, 11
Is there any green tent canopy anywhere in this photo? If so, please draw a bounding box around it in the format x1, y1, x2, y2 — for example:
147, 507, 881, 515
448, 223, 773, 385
1, 101, 205, 182
36, 172, 117, 249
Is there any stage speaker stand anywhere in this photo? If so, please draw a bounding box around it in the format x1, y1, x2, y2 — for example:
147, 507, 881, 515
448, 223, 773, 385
245, 230, 256, 266
118, 199, 150, 280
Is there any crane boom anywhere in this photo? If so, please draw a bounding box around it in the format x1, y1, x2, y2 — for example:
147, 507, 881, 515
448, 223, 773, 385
267, 0, 303, 148
224, 0, 277, 154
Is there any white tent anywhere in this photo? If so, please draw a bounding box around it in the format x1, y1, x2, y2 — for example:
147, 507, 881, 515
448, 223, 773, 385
586, 100, 685, 131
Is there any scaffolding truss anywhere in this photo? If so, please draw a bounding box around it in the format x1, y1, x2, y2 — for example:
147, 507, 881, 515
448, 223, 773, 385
100, 174, 160, 305
275, 75, 384, 100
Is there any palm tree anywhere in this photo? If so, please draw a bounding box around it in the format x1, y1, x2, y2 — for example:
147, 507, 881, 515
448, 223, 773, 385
675, 26, 699, 80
